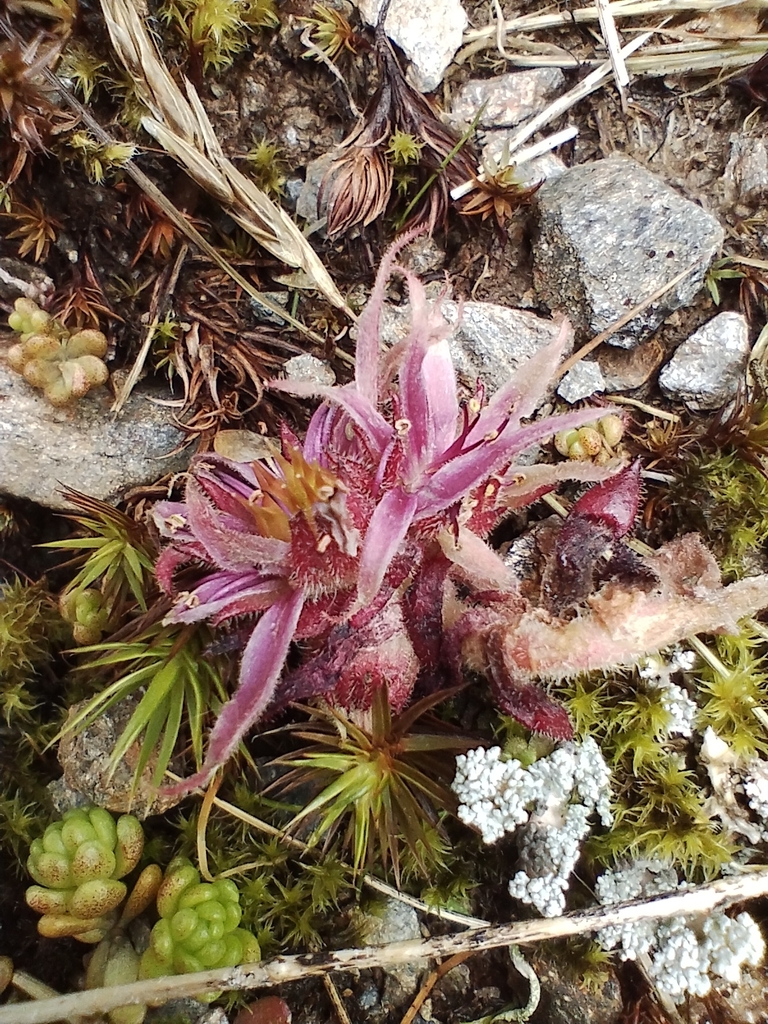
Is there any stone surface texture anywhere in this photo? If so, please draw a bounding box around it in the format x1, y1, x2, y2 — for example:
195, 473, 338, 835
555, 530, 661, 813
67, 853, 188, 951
283, 353, 336, 386
0, 257, 54, 303
449, 69, 565, 130
295, 151, 334, 226
379, 300, 564, 398
534, 156, 724, 348
355, 896, 427, 1006
357, 0, 466, 92
557, 359, 606, 403
0, 360, 190, 508
723, 133, 768, 206
531, 954, 622, 1024
658, 311, 751, 411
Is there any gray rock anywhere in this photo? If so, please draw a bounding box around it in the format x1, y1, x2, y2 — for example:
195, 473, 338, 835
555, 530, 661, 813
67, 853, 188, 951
379, 300, 564, 400
443, 302, 564, 396
283, 353, 336, 386
658, 311, 750, 411
724, 132, 768, 206
295, 152, 334, 228
357, 0, 466, 92
557, 360, 606, 403
530, 953, 621, 1024
0, 257, 54, 303
58, 695, 181, 818
534, 156, 724, 348
356, 897, 428, 1004
450, 69, 565, 130
0, 362, 190, 509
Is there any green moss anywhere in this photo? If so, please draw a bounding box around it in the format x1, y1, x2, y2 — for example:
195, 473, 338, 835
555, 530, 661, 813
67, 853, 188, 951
668, 453, 768, 579
245, 138, 286, 197
695, 631, 768, 759
159, 0, 278, 74
557, 669, 735, 879
0, 578, 67, 685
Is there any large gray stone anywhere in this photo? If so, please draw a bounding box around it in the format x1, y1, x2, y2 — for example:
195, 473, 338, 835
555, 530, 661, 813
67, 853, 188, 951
557, 360, 606, 403
0, 360, 190, 508
534, 156, 724, 348
723, 132, 768, 207
658, 311, 750, 411
378, 300, 563, 398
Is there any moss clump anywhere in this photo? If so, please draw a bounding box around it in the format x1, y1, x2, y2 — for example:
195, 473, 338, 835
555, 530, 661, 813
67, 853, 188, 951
558, 669, 737, 878
695, 631, 768, 760
159, 0, 278, 74
0, 578, 69, 869
8, 297, 109, 406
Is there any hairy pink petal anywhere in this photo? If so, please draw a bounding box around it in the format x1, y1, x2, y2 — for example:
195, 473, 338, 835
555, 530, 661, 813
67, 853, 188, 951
498, 460, 619, 509
166, 575, 286, 625
397, 271, 457, 478
439, 527, 518, 592
152, 501, 194, 541
415, 406, 616, 518
162, 587, 306, 797
357, 486, 419, 605
354, 227, 426, 406
269, 380, 393, 455
186, 479, 290, 571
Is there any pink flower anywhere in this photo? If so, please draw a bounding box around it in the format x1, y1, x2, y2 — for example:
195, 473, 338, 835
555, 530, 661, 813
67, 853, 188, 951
155, 233, 616, 795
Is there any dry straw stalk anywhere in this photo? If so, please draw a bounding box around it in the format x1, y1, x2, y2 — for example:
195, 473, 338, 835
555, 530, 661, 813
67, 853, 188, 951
5, 868, 768, 1024
99, 0, 349, 315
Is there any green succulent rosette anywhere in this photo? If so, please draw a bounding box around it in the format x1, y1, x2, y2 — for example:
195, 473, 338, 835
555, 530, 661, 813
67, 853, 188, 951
26, 807, 143, 942
139, 857, 260, 988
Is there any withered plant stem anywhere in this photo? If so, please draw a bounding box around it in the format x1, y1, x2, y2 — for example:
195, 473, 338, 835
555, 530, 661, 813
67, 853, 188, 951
5, 868, 768, 1024
0, 18, 327, 346
112, 241, 189, 413
556, 261, 698, 376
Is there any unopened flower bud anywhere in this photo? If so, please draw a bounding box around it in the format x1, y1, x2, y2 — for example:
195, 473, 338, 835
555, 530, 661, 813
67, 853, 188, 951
598, 413, 624, 448
575, 427, 603, 457
554, 429, 579, 457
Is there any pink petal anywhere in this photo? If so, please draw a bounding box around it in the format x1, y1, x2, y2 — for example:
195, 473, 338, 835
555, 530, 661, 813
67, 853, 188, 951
162, 587, 305, 797
269, 380, 393, 455
397, 271, 458, 478
355, 227, 426, 406
186, 479, 290, 570
439, 527, 518, 592
498, 459, 619, 510
166, 573, 286, 625
357, 486, 419, 605
415, 406, 616, 518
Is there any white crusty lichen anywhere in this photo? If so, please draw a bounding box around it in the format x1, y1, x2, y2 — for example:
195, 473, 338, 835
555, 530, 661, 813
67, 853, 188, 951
638, 650, 698, 738
452, 737, 612, 916
744, 757, 768, 826
595, 859, 765, 1003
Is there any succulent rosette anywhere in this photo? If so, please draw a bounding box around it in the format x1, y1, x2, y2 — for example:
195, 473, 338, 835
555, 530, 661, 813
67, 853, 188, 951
139, 858, 260, 981
26, 807, 144, 942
